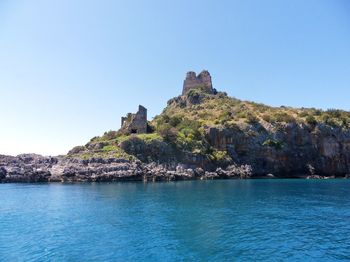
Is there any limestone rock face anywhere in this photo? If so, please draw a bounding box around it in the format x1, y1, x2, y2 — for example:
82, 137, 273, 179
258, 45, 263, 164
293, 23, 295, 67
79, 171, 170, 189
0, 154, 252, 182
205, 123, 350, 177
182, 70, 214, 95
1, 122, 350, 182
0, 154, 56, 182
120, 136, 175, 163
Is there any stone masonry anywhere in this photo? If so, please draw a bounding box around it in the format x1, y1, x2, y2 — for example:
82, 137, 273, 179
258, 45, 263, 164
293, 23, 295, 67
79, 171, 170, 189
120, 105, 147, 134
182, 70, 214, 95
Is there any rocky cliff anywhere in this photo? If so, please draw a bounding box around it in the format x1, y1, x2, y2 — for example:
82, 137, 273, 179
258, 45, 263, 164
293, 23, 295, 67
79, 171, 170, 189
1, 71, 350, 182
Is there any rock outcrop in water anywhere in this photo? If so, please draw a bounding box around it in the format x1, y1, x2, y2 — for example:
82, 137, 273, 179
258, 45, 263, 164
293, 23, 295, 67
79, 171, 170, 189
1, 70, 350, 182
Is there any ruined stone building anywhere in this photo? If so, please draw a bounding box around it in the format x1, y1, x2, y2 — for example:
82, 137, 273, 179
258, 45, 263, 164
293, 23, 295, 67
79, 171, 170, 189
182, 70, 214, 95
120, 105, 147, 134
119, 70, 213, 134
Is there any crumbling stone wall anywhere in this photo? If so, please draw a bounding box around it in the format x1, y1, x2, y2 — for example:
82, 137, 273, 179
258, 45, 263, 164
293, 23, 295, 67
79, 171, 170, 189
120, 105, 147, 134
182, 70, 213, 95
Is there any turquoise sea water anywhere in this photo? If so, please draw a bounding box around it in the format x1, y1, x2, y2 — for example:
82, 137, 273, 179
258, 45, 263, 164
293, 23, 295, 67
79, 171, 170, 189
1, 180, 350, 261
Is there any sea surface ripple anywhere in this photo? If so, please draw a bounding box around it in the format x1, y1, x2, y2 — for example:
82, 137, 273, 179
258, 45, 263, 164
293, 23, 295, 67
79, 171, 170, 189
1, 180, 350, 261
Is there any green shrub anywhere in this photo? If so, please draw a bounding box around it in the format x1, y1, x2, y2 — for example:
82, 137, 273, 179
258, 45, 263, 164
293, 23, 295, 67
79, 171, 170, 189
262, 114, 272, 123
236, 111, 247, 119
210, 150, 232, 166
326, 109, 342, 118
157, 123, 178, 142
246, 113, 259, 124
169, 116, 182, 127
326, 118, 339, 128
103, 131, 118, 140
312, 109, 322, 116
187, 88, 202, 100
272, 112, 295, 123
251, 102, 269, 113
341, 117, 350, 128
306, 115, 317, 126
136, 133, 163, 142
262, 139, 283, 150
198, 111, 210, 119
102, 145, 117, 152
217, 92, 228, 98
219, 111, 233, 124
298, 111, 308, 118
321, 114, 339, 127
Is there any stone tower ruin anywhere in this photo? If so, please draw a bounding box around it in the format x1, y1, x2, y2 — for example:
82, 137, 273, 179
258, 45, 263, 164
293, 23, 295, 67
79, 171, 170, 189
120, 105, 147, 134
182, 70, 214, 95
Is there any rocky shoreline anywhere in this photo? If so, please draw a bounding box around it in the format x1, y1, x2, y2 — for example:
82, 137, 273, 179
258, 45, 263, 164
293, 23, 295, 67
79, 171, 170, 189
0, 154, 348, 183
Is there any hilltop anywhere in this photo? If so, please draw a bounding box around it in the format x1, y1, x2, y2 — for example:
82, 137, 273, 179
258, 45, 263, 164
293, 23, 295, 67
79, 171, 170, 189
67, 71, 350, 177
1, 71, 350, 182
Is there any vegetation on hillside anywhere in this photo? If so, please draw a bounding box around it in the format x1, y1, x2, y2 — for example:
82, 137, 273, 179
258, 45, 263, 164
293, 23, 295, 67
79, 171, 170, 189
160, 88, 350, 129
67, 87, 350, 164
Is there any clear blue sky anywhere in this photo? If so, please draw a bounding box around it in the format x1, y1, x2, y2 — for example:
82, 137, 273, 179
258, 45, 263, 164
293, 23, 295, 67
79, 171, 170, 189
0, 0, 349, 156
